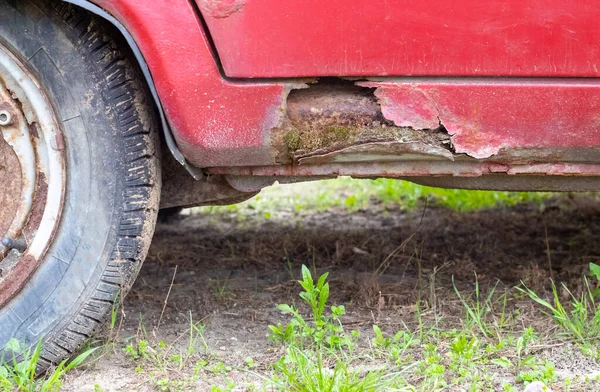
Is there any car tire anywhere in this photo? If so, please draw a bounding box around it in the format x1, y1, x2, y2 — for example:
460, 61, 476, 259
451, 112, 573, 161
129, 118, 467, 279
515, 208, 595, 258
0, 0, 160, 369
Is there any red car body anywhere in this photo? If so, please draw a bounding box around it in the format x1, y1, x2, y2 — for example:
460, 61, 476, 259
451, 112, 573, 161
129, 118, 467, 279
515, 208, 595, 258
90, 0, 600, 190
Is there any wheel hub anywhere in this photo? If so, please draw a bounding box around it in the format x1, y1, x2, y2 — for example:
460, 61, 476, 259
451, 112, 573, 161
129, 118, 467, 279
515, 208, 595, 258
0, 134, 22, 236
0, 42, 66, 306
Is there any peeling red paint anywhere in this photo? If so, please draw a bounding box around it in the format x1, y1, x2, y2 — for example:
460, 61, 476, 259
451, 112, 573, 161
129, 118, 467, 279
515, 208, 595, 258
198, 0, 247, 18
359, 83, 440, 130
363, 80, 600, 160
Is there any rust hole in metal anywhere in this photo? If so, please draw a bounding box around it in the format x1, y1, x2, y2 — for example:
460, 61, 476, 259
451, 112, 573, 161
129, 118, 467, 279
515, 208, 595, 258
271, 79, 453, 165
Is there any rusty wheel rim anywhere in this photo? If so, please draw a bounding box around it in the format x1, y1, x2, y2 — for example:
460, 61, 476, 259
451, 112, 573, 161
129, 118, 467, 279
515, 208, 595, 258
0, 42, 66, 306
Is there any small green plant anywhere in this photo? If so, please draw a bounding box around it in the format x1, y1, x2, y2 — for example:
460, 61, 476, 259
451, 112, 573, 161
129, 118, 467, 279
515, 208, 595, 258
123, 342, 141, 360
453, 275, 500, 337
449, 333, 479, 362
371, 325, 418, 360
187, 314, 209, 358
264, 265, 413, 390
121, 316, 212, 392
371, 325, 394, 349
518, 277, 600, 346
516, 327, 536, 363
211, 273, 231, 299
123, 339, 155, 363
517, 262, 600, 360
209, 361, 232, 374
244, 357, 258, 369
93, 384, 104, 392
492, 357, 513, 369
589, 262, 600, 296
210, 379, 237, 392
269, 346, 402, 392
516, 360, 557, 385
269, 265, 351, 350
124, 312, 208, 376
0, 338, 97, 392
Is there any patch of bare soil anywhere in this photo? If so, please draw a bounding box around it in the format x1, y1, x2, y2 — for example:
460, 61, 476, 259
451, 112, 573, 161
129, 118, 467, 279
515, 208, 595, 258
62, 194, 600, 391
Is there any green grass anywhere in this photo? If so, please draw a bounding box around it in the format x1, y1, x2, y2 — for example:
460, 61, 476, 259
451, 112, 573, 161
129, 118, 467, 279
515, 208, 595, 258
336, 178, 551, 212
266, 265, 406, 391
260, 265, 600, 391
0, 339, 96, 392
452, 275, 507, 338
8, 263, 599, 391
121, 312, 211, 391
518, 264, 600, 357
196, 177, 553, 218
99, 262, 600, 391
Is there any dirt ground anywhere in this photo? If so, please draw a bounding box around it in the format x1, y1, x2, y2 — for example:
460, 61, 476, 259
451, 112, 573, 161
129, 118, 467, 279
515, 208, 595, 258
61, 192, 600, 391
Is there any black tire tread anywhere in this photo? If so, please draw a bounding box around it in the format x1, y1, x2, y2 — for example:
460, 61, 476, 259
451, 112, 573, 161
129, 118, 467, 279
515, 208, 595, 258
36, 1, 160, 366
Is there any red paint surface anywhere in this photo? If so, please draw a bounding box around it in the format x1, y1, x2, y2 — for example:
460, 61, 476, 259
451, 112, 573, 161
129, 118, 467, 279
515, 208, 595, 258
93, 0, 290, 168
199, 0, 600, 78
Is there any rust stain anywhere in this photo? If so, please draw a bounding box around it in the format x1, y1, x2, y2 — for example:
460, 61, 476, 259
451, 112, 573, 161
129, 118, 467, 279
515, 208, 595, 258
0, 135, 22, 236
0, 49, 68, 309
262, 82, 310, 164
201, 80, 600, 184
287, 83, 383, 128
199, 0, 247, 18
28, 122, 39, 139
22, 172, 48, 242
0, 254, 37, 307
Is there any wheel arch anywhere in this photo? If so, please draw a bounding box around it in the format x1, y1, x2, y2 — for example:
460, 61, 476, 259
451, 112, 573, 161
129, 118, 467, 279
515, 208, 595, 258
59, 0, 202, 179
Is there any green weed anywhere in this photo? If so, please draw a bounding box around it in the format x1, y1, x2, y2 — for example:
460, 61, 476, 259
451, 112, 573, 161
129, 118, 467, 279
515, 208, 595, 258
449, 334, 479, 362
267, 265, 408, 391
371, 325, 419, 363
121, 313, 211, 391
518, 277, 600, 351
211, 273, 231, 299
269, 265, 351, 350
453, 275, 501, 337
269, 346, 404, 392
0, 339, 96, 392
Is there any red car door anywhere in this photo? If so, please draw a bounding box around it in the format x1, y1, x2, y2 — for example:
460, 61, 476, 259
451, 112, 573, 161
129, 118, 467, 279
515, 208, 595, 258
198, 0, 600, 78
